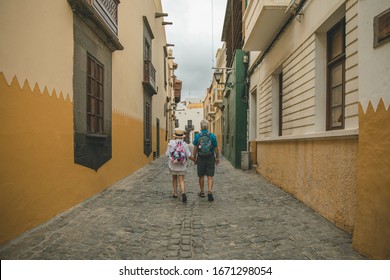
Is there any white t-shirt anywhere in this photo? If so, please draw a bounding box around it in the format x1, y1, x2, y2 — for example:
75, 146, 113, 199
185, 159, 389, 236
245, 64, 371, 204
165, 139, 192, 172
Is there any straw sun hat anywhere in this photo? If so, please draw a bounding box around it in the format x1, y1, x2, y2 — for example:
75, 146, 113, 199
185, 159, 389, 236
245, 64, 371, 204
173, 130, 185, 139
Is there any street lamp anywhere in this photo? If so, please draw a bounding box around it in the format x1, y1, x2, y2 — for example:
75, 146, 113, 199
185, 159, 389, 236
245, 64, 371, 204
213, 70, 223, 84
213, 68, 233, 88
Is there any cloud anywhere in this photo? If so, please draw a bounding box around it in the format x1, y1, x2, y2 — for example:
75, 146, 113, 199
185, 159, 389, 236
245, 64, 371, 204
162, 0, 227, 100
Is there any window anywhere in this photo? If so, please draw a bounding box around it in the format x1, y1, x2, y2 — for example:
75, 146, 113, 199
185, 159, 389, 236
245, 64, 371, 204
226, 103, 230, 144
143, 16, 154, 157
87, 55, 104, 134
72, 13, 113, 171
278, 72, 283, 136
327, 19, 345, 130
374, 7, 390, 48
145, 101, 151, 142
144, 100, 152, 156
144, 40, 151, 61
249, 87, 257, 140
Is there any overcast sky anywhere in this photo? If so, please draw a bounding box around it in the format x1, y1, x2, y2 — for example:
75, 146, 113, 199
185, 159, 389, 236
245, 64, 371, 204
161, 0, 228, 101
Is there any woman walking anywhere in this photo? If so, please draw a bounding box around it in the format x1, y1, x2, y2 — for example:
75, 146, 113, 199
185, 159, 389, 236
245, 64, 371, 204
165, 130, 193, 202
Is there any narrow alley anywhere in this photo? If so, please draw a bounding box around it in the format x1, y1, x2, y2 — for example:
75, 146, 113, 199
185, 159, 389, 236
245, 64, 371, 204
0, 155, 365, 260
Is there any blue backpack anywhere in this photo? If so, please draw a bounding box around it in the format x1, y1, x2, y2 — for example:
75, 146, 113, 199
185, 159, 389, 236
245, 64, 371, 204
197, 132, 213, 157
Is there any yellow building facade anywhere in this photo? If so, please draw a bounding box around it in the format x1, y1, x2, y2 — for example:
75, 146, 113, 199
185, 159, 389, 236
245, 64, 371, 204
352, 0, 390, 259
0, 0, 175, 245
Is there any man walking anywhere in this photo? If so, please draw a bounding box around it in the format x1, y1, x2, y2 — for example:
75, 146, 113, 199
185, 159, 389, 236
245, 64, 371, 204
192, 119, 220, 201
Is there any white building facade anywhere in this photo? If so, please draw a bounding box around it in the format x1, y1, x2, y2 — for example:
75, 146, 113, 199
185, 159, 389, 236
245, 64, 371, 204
175, 98, 204, 144
244, 0, 390, 259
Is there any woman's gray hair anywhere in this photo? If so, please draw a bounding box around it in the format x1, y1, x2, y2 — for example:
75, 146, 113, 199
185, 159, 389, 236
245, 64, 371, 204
200, 119, 209, 130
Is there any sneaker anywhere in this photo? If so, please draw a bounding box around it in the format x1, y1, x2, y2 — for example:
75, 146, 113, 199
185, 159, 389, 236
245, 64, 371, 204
208, 193, 214, 201
182, 193, 187, 203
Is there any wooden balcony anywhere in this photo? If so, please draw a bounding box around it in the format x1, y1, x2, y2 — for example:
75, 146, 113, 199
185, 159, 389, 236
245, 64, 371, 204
68, 0, 123, 51
208, 104, 216, 116
174, 79, 182, 103
212, 88, 223, 108
89, 0, 119, 35
143, 61, 157, 95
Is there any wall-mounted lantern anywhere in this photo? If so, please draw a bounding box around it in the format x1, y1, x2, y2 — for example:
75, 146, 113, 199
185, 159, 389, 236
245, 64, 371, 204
213, 68, 233, 88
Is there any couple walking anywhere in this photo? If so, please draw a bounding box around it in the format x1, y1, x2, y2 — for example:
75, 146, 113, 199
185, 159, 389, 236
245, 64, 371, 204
165, 119, 220, 203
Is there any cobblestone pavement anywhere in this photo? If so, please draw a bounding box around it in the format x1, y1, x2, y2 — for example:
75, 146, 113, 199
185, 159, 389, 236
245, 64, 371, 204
0, 155, 366, 260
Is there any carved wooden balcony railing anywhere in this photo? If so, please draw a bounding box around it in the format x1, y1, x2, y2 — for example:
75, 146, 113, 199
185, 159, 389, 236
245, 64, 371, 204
143, 60, 157, 95
68, 0, 123, 51
174, 79, 182, 102
90, 0, 119, 35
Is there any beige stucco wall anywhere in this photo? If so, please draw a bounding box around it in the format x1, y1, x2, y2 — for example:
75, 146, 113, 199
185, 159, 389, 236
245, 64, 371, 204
114, 0, 168, 124
257, 137, 358, 233
0, 0, 169, 245
252, 0, 347, 83
0, 0, 74, 101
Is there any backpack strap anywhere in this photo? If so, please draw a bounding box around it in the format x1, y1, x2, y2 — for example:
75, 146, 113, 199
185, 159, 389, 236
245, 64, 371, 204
198, 131, 209, 139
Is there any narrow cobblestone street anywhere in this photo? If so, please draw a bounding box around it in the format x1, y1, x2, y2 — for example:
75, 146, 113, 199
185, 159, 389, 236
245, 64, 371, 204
0, 155, 365, 260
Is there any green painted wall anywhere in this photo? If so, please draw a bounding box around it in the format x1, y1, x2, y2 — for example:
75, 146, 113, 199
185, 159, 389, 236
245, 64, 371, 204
222, 50, 248, 168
